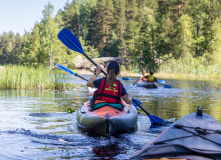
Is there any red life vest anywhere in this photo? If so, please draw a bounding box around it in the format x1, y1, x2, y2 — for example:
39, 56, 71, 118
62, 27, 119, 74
93, 78, 122, 104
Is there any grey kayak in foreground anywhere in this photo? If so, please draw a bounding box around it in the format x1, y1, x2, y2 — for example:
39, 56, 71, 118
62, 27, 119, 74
130, 106, 221, 160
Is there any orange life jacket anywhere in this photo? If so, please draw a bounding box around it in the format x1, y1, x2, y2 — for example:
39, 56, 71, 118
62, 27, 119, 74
93, 78, 122, 104
141, 74, 148, 81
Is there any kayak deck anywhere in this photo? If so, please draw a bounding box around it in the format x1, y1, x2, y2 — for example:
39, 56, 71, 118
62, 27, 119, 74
77, 101, 138, 136
130, 106, 221, 160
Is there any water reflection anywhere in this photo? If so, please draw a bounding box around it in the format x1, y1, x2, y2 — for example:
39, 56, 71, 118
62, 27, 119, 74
93, 142, 121, 159
0, 76, 221, 159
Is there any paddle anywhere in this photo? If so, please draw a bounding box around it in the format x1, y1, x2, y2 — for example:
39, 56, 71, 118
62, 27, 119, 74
55, 63, 88, 81
132, 70, 141, 74
57, 28, 170, 127
132, 98, 171, 127
131, 98, 142, 109
132, 70, 172, 88
58, 28, 107, 77
55, 63, 95, 113
122, 77, 131, 80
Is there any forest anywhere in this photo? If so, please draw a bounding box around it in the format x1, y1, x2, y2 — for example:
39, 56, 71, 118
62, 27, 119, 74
1, 0, 221, 78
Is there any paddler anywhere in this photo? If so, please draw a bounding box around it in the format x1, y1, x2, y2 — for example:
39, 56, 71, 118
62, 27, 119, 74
133, 70, 148, 85
145, 71, 159, 83
87, 60, 133, 109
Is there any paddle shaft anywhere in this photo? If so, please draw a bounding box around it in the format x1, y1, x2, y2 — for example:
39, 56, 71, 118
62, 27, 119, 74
132, 99, 150, 116
83, 54, 107, 76
76, 73, 88, 81
58, 28, 107, 77
55, 63, 88, 81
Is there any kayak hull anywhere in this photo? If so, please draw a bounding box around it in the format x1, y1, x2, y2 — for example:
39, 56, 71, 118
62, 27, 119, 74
130, 108, 221, 160
136, 81, 158, 88
77, 101, 138, 136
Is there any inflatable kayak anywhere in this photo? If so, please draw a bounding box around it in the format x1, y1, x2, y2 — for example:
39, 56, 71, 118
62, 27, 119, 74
76, 100, 138, 136
136, 80, 158, 88
130, 106, 221, 160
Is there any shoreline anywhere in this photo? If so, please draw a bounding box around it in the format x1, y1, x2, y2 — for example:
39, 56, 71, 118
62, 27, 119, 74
78, 69, 141, 77
77, 69, 221, 80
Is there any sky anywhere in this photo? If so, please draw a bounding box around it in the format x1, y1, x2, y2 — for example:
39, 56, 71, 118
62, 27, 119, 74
0, 0, 69, 36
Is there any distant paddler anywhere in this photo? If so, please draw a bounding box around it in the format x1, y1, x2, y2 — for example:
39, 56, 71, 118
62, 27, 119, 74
133, 70, 159, 85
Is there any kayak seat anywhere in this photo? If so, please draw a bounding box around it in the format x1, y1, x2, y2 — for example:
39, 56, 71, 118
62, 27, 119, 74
92, 102, 123, 110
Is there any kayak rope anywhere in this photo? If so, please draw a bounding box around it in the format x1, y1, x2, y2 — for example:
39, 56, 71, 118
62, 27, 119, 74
154, 124, 221, 146
174, 125, 221, 134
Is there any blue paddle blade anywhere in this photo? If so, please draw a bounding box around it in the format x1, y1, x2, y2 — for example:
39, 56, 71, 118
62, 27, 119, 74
158, 80, 165, 84
149, 114, 164, 124
131, 102, 139, 109
132, 70, 141, 74
58, 28, 84, 54
132, 98, 142, 109
133, 98, 142, 105
163, 84, 172, 88
149, 114, 172, 128
122, 77, 131, 80
55, 63, 76, 76
159, 82, 172, 88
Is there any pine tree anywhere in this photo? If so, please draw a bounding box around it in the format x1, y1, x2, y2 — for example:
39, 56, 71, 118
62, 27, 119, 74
88, 0, 115, 54
112, 0, 126, 57
38, 2, 64, 68
176, 14, 194, 60
124, 0, 139, 57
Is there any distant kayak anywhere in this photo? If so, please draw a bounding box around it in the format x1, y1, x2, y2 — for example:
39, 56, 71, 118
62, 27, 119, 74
136, 80, 158, 88
122, 77, 131, 80
130, 106, 221, 160
76, 100, 138, 136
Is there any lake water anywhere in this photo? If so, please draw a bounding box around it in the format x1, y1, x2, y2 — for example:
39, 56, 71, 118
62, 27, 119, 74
0, 75, 221, 159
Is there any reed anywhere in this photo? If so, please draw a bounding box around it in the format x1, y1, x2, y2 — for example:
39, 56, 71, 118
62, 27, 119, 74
158, 58, 221, 79
0, 65, 74, 90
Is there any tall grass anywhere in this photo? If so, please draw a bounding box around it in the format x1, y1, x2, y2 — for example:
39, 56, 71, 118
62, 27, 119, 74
0, 65, 73, 90
158, 57, 221, 79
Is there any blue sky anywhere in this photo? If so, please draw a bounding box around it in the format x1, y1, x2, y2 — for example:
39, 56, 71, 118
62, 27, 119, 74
0, 0, 68, 36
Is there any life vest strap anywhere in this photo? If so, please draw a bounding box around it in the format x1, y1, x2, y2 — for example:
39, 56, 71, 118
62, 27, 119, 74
95, 93, 121, 100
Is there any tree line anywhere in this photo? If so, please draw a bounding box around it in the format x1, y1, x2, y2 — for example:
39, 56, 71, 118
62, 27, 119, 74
0, 0, 221, 74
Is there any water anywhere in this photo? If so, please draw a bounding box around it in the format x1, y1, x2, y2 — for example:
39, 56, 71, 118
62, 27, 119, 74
0, 75, 221, 159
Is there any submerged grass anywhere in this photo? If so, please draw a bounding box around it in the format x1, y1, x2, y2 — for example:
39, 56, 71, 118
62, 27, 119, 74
0, 65, 75, 90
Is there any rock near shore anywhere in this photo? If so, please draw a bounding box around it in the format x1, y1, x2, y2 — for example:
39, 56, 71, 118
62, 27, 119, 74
84, 57, 130, 70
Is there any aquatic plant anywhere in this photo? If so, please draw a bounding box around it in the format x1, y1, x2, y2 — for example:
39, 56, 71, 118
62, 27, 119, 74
0, 65, 75, 90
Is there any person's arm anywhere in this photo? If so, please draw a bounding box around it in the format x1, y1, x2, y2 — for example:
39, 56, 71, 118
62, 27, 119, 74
133, 78, 140, 86
155, 77, 159, 83
122, 94, 133, 104
133, 75, 144, 85
87, 65, 102, 88
121, 84, 133, 104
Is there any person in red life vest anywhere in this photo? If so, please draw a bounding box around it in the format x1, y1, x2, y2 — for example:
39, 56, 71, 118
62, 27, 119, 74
87, 61, 133, 109
144, 71, 159, 83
